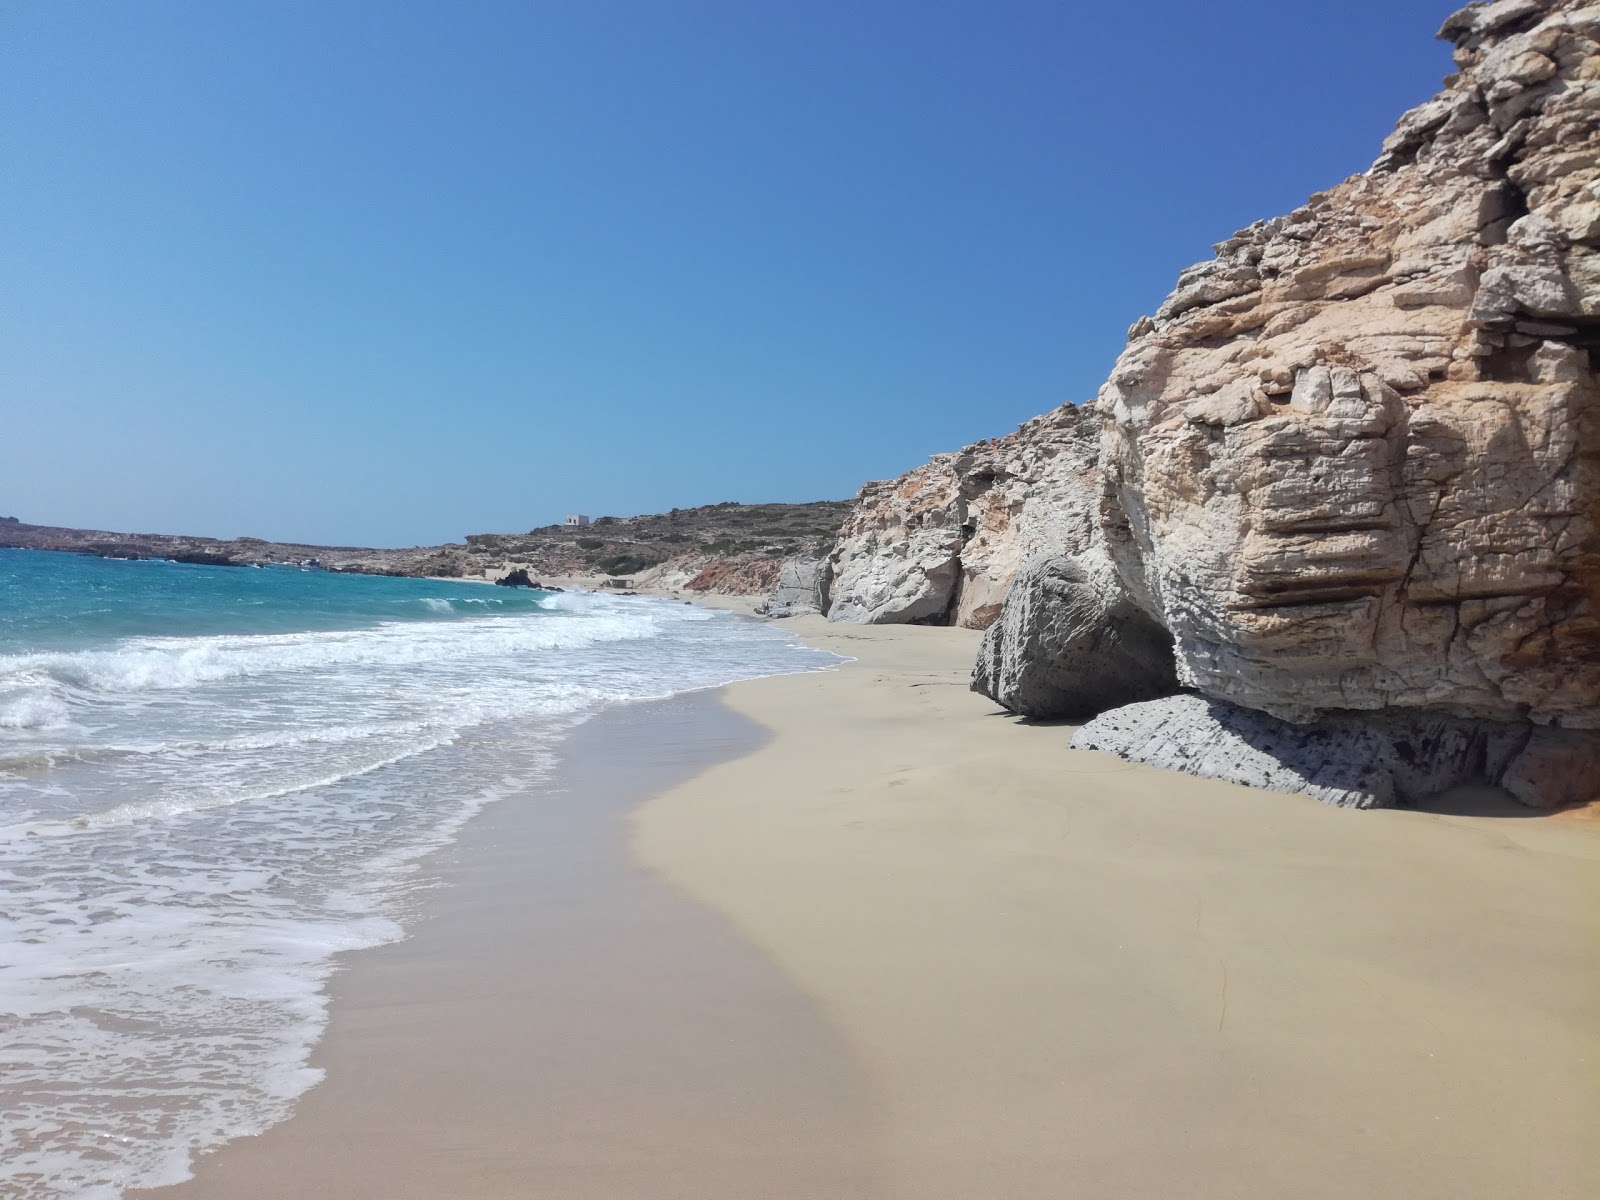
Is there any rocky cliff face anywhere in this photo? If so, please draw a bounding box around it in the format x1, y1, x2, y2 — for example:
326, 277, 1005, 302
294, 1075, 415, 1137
828, 403, 1100, 627
835, 0, 1600, 807
1097, 0, 1600, 730
762, 556, 832, 617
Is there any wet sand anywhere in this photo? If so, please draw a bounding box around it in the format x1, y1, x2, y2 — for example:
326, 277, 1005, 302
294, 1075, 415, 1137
635, 617, 1600, 1200
139, 691, 879, 1200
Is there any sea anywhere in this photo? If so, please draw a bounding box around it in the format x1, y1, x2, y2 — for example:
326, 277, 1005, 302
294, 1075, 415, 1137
0, 548, 839, 1199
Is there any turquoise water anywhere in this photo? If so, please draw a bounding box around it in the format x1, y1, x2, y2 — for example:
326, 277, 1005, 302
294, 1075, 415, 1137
0, 549, 837, 1199
0, 548, 554, 652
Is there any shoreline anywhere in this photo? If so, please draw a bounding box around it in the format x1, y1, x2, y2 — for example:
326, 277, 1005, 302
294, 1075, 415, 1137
135, 688, 880, 1199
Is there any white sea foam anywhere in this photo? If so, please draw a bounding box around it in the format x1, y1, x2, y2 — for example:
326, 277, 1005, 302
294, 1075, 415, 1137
0, 590, 839, 1198
0, 608, 656, 696
0, 687, 72, 731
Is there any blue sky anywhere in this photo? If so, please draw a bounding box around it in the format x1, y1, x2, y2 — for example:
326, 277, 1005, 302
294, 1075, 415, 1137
6, 0, 1462, 547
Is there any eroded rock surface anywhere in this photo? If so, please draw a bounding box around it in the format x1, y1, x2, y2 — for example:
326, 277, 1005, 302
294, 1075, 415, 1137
971, 554, 1177, 718
839, 0, 1599, 806
1098, 0, 1600, 729
828, 403, 1100, 627
763, 556, 833, 618
1070, 694, 1600, 810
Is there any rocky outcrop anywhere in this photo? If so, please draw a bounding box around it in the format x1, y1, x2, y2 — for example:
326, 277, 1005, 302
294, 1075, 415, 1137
494, 567, 537, 588
1094, 0, 1600, 733
971, 554, 1177, 718
1070, 694, 1600, 810
680, 556, 786, 596
468, 502, 851, 597
828, 403, 1100, 627
836, 1, 1599, 807
763, 556, 832, 618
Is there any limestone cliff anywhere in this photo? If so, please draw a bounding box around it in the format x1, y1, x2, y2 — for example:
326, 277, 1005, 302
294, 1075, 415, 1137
1096, 0, 1600, 730
828, 403, 1100, 628
834, 0, 1600, 807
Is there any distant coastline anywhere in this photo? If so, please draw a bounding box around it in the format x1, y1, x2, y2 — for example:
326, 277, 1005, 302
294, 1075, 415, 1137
0, 500, 849, 596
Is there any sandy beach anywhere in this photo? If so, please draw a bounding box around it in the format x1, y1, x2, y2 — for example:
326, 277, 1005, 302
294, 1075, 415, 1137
635, 617, 1600, 1200
139, 609, 1600, 1200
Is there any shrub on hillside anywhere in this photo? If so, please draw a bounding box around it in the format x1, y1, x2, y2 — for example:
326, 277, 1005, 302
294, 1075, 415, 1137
597, 553, 657, 576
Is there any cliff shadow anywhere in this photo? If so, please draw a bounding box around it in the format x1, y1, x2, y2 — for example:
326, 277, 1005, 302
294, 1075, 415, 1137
1401, 783, 1554, 819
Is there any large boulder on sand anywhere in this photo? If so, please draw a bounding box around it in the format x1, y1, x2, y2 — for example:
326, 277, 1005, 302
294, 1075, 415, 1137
971, 553, 1178, 719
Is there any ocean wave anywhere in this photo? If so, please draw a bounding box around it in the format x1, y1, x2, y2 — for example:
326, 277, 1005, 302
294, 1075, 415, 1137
5, 743, 451, 840
0, 681, 606, 837
0, 689, 72, 731
0, 718, 452, 775
0, 608, 659, 699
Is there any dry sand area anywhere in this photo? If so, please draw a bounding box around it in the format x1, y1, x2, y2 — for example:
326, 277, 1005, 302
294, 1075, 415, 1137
636, 617, 1600, 1200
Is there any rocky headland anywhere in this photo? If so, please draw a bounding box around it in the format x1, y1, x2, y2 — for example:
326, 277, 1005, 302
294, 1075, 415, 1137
800, 0, 1600, 810
0, 501, 852, 595
0, 517, 465, 576
462, 501, 852, 595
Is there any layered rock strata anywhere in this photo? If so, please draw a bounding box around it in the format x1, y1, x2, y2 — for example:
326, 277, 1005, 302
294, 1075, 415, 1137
828, 403, 1100, 627
843, 0, 1600, 807
1096, 0, 1600, 730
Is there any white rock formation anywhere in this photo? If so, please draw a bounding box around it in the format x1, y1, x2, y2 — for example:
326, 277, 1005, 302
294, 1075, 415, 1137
828, 403, 1100, 627
1097, 0, 1600, 730
833, 0, 1600, 807
763, 556, 832, 618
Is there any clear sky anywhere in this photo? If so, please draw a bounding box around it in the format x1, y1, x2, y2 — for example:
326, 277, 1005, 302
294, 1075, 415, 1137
6, 0, 1462, 547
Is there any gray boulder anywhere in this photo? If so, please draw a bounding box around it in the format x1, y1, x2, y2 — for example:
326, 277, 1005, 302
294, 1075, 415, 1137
972, 553, 1178, 719
1070, 694, 1600, 810
763, 556, 832, 618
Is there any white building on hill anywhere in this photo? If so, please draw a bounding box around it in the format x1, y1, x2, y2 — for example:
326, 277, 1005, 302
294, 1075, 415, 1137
564, 514, 591, 528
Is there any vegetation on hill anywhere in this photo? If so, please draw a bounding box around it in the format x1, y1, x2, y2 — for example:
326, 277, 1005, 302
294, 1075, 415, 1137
461, 500, 853, 583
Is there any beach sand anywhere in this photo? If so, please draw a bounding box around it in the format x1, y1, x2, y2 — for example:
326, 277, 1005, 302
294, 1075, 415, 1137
135, 691, 880, 1200
140, 612, 1600, 1199
634, 617, 1600, 1200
